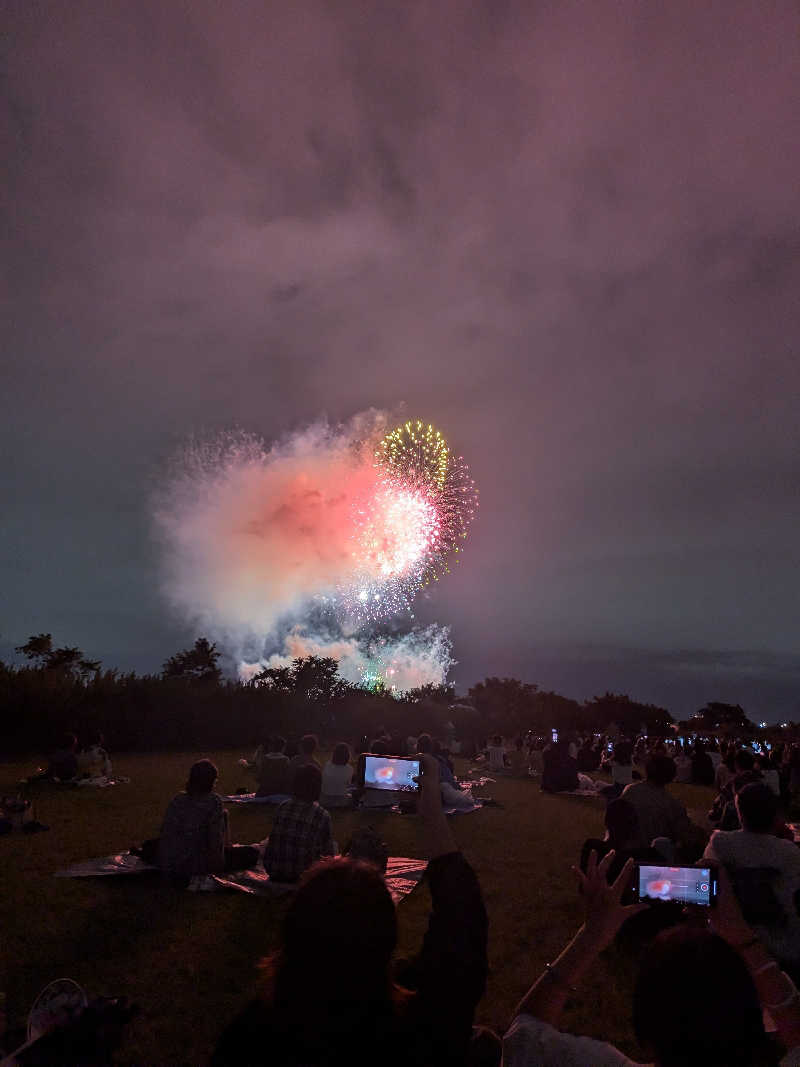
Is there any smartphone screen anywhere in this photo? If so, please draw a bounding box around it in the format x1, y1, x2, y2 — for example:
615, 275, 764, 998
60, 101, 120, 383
637, 865, 716, 907
363, 755, 420, 792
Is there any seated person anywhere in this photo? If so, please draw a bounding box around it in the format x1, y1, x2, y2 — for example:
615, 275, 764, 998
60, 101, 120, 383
263, 765, 335, 883
576, 740, 598, 774
486, 735, 507, 773
321, 743, 354, 808
757, 756, 781, 797
580, 799, 668, 882
507, 738, 530, 777
529, 741, 545, 777
673, 747, 693, 784
541, 741, 578, 794
704, 782, 800, 976
47, 733, 79, 781
289, 733, 321, 771
710, 749, 764, 828
255, 736, 292, 798
213, 756, 488, 1067
157, 760, 257, 884
619, 754, 691, 852
503, 853, 800, 1067
691, 742, 715, 786
77, 731, 112, 778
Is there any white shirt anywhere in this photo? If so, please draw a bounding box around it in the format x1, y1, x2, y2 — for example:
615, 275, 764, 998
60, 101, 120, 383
503, 1015, 636, 1066
704, 829, 800, 965
502, 1014, 800, 1067
321, 761, 353, 798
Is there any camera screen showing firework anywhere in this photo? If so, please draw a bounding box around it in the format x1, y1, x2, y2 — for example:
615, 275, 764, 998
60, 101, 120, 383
346, 420, 478, 620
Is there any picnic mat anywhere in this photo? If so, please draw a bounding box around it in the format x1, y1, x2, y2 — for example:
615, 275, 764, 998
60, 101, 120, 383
54, 852, 427, 903
224, 793, 483, 815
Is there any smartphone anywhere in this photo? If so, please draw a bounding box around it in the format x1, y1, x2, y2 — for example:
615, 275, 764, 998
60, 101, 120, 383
636, 864, 717, 907
362, 754, 420, 793
551, 729, 558, 743
607, 742, 613, 752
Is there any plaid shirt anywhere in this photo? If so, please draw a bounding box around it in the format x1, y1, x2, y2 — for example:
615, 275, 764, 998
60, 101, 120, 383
264, 799, 334, 883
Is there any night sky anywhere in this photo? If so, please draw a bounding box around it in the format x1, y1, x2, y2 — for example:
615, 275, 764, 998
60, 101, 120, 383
3, 2, 799, 719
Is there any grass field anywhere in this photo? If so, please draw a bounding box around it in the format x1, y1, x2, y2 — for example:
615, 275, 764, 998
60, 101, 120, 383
0, 752, 714, 1064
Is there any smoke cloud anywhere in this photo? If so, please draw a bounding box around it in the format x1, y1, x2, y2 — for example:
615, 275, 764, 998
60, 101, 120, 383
153, 412, 454, 690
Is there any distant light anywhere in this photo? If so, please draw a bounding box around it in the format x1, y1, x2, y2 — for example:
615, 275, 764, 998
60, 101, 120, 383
782, 722, 790, 728
759, 721, 768, 729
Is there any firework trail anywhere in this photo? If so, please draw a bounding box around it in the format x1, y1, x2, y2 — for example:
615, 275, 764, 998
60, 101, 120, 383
153, 412, 476, 690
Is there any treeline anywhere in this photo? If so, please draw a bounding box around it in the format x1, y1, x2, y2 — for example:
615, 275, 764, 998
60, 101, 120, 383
0, 633, 690, 756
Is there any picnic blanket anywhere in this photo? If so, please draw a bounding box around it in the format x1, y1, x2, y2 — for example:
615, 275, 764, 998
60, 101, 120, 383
225, 792, 484, 815
75, 775, 130, 788
54, 852, 427, 903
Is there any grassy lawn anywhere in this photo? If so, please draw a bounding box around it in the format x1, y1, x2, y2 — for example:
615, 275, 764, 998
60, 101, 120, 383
0, 752, 714, 1064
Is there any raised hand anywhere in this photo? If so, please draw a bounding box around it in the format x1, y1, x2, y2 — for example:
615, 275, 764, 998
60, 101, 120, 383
572, 851, 648, 949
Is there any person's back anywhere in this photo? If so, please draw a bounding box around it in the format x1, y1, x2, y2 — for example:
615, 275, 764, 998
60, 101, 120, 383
159, 760, 226, 879
692, 746, 715, 786
621, 755, 689, 849
321, 743, 353, 808
705, 782, 800, 970
256, 736, 292, 797
48, 733, 79, 781
508, 741, 529, 778
541, 743, 578, 794
264, 765, 334, 883
486, 737, 506, 772
289, 733, 321, 772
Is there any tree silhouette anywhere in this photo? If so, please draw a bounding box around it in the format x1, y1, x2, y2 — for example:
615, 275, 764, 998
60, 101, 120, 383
15, 633, 101, 678
252, 656, 349, 703
162, 637, 222, 683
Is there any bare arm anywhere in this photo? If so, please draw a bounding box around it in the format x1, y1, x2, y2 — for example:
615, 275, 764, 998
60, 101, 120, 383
711, 865, 800, 1053
417, 753, 457, 859
514, 852, 646, 1026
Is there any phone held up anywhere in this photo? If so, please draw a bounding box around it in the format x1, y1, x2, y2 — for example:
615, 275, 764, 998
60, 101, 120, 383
635, 864, 718, 907
359, 754, 421, 793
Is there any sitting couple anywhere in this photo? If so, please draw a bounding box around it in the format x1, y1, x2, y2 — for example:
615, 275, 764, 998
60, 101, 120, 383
142, 759, 337, 887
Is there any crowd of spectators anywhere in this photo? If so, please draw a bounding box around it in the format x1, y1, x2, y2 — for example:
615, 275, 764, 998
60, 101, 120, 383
16, 725, 800, 1065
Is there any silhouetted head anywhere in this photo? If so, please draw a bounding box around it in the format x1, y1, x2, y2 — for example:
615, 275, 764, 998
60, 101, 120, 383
736, 782, 778, 833
270, 857, 397, 1022
645, 754, 676, 786
299, 733, 318, 756
292, 764, 322, 803
633, 927, 765, 1066
332, 742, 350, 766
416, 733, 433, 754
605, 799, 638, 846
735, 749, 755, 772
269, 735, 286, 754
59, 732, 78, 752
186, 759, 218, 795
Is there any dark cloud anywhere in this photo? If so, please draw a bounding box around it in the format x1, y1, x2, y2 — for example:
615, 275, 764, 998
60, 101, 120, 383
2, 0, 798, 717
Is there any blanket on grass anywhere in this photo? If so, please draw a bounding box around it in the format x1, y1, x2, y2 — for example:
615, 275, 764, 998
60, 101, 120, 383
54, 852, 427, 903
223, 792, 484, 815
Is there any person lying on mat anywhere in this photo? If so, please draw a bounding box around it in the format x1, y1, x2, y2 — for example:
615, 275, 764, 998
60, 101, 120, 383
212, 755, 489, 1067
